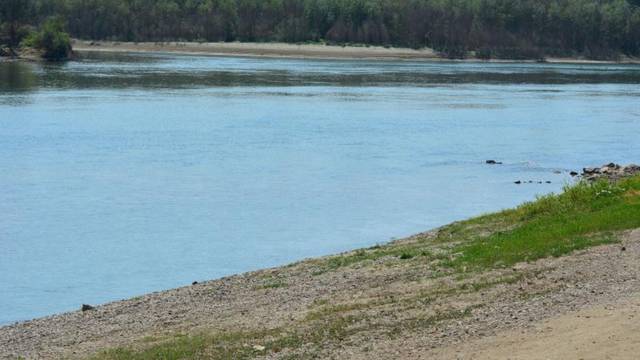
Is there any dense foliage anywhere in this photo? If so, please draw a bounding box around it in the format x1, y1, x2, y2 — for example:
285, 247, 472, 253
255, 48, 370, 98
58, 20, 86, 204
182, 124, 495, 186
21, 17, 72, 60
2, 0, 640, 59
0, 0, 31, 47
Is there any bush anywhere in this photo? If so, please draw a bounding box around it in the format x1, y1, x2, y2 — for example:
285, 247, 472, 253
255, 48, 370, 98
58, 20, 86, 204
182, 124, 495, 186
21, 18, 72, 60
476, 47, 492, 60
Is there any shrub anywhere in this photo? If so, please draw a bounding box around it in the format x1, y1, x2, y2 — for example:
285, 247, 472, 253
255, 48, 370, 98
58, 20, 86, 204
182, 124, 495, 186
21, 17, 71, 60
476, 47, 492, 60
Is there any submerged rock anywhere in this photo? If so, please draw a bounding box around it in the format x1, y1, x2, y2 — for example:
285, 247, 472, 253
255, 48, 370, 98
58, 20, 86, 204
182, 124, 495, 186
486, 160, 503, 165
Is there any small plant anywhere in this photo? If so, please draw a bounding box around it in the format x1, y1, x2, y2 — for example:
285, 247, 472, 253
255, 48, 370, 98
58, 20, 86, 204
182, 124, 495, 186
399, 253, 414, 260
260, 281, 287, 289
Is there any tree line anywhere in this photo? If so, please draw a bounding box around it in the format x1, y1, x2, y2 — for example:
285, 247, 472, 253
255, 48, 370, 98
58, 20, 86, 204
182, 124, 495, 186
1, 0, 72, 59
2, 0, 640, 59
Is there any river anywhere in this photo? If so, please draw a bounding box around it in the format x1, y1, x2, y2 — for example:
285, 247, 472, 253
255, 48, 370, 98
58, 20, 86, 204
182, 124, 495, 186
1, 52, 639, 324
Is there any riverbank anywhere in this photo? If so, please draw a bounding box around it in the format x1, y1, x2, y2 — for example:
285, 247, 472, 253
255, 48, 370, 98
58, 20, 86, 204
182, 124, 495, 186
1, 164, 640, 359
71, 40, 640, 63
72, 40, 439, 60
0, 47, 75, 62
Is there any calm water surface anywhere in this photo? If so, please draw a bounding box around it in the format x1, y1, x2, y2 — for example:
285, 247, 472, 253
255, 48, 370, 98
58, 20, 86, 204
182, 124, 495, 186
1, 52, 639, 324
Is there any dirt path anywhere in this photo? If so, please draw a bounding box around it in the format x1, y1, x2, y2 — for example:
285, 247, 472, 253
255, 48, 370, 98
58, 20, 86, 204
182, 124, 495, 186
430, 293, 640, 359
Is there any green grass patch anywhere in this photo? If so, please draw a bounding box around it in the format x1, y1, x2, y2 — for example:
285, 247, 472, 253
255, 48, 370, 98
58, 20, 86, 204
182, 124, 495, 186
92, 330, 274, 360
257, 280, 288, 290
385, 304, 483, 339
318, 176, 640, 273
318, 244, 436, 272
255, 275, 288, 290
450, 177, 640, 271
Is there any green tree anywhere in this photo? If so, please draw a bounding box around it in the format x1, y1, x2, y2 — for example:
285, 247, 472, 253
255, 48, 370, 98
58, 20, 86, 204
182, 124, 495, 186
1, 0, 32, 47
22, 17, 72, 60
5, 0, 640, 59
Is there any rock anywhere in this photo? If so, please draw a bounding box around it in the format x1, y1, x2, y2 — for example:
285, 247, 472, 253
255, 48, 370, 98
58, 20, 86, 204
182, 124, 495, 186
624, 164, 640, 175
581, 163, 640, 181
192, 281, 198, 285
252, 345, 265, 351
514, 181, 522, 184
546, 181, 552, 184
570, 171, 579, 176
0, 47, 16, 58
486, 160, 503, 165
621, 246, 626, 251
81, 304, 95, 312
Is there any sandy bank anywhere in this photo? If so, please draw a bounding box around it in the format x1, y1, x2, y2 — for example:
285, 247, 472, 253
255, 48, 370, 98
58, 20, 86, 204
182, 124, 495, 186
71, 40, 640, 64
429, 292, 640, 359
72, 40, 439, 60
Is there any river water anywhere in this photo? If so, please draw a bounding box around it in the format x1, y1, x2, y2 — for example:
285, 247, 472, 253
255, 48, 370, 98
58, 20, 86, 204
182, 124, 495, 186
1, 52, 639, 324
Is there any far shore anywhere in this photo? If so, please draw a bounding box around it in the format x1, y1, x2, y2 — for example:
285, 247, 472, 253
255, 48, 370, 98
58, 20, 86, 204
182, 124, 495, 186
71, 40, 640, 64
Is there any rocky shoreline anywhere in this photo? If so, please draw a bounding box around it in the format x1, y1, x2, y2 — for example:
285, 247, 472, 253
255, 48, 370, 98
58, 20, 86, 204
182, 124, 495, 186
2, 229, 639, 359
484, 161, 640, 185
580, 163, 640, 182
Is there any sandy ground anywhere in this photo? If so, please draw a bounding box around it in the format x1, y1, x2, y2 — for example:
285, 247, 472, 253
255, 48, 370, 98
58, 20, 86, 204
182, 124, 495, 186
71, 40, 640, 64
430, 293, 640, 359
72, 40, 439, 60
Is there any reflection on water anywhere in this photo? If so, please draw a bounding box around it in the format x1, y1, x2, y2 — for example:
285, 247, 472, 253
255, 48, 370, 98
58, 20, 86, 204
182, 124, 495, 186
1, 52, 639, 325
0, 62, 38, 105
0, 62, 36, 91
2, 52, 640, 92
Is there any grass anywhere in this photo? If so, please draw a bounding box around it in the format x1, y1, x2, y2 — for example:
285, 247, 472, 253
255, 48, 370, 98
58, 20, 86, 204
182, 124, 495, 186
449, 177, 640, 271
256, 277, 288, 290
316, 242, 437, 273
319, 176, 640, 273
92, 330, 277, 360
89, 175, 640, 360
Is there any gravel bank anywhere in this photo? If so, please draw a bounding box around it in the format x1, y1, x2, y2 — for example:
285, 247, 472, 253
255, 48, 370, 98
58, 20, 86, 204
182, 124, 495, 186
1, 226, 639, 359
